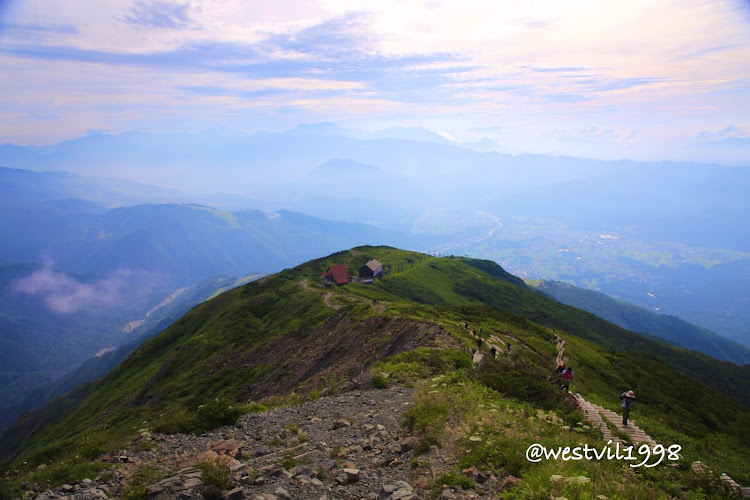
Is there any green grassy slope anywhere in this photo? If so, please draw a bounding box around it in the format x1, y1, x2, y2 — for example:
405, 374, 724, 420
529, 279, 750, 364
1, 246, 748, 495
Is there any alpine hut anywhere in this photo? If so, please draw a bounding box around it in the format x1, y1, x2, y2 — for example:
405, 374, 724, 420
358, 259, 383, 282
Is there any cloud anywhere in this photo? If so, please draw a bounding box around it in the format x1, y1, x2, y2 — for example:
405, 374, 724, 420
698, 124, 750, 140
526, 66, 592, 73
120, 0, 193, 29
1, 0, 749, 162
1, 22, 79, 35
13, 266, 163, 314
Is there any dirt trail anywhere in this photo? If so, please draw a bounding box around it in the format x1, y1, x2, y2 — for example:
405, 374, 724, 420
298, 279, 342, 310
554, 335, 566, 366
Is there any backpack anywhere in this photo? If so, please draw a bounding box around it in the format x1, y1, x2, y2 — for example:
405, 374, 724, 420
564, 369, 573, 380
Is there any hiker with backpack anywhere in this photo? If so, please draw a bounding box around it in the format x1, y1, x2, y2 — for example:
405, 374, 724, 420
621, 390, 636, 425
561, 367, 573, 392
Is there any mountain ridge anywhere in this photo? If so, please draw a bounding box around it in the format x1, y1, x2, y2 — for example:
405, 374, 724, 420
1, 246, 747, 499
528, 279, 750, 365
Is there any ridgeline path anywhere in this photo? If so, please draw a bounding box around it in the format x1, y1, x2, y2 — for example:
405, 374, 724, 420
298, 279, 386, 313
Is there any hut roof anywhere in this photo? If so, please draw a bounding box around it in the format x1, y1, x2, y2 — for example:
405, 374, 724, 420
326, 264, 350, 285
364, 259, 382, 272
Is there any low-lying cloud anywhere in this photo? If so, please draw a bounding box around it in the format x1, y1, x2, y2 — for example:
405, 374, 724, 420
13, 266, 162, 314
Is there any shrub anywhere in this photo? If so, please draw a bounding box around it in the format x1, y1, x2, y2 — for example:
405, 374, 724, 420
156, 399, 244, 434
199, 458, 230, 489
121, 465, 165, 500
431, 472, 475, 494
371, 373, 388, 389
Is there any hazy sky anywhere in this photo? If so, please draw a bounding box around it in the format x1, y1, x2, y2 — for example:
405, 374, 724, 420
1, 0, 749, 162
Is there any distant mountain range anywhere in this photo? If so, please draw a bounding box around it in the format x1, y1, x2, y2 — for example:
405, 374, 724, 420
529, 279, 750, 365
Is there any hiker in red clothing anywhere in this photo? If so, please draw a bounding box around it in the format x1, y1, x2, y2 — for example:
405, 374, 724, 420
561, 367, 573, 392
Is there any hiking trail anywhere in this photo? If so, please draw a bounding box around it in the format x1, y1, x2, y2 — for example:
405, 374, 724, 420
558, 331, 749, 497
298, 279, 386, 312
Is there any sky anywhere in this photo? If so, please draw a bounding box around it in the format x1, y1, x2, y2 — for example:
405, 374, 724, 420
1, 0, 749, 163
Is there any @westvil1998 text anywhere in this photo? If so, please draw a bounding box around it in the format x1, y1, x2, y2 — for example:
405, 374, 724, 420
526, 441, 681, 468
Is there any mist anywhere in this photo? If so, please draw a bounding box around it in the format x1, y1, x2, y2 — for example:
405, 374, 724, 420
13, 265, 164, 315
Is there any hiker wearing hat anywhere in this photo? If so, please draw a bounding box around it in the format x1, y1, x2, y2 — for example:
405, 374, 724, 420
621, 390, 636, 425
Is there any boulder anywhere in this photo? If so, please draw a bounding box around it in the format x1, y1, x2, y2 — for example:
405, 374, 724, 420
500, 475, 520, 490
203, 485, 222, 500
333, 419, 351, 429
399, 437, 418, 453
226, 487, 244, 500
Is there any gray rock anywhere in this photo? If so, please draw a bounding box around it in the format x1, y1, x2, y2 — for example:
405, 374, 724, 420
438, 490, 457, 500
475, 470, 491, 484
226, 487, 244, 500
145, 483, 165, 497
379, 484, 398, 498
292, 466, 316, 479
394, 481, 412, 491
203, 485, 222, 500
180, 478, 204, 490
399, 437, 418, 453
333, 419, 351, 429
274, 487, 292, 500
335, 472, 349, 485
343, 468, 361, 483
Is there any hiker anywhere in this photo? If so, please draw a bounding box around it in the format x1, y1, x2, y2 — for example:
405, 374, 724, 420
555, 363, 565, 374
477, 337, 483, 350
464, 322, 468, 330
561, 367, 573, 392
479, 326, 483, 334
621, 390, 636, 425
490, 346, 497, 358
472, 329, 476, 336
507, 343, 512, 353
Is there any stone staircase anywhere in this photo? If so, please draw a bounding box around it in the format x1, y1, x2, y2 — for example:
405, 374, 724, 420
562, 331, 747, 498
580, 397, 657, 447
572, 394, 622, 444
692, 461, 750, 498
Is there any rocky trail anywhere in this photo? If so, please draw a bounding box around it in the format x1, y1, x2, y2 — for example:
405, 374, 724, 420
22, 387, 513, 500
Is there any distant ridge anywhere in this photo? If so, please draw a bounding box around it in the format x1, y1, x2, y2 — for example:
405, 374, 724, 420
530, 279, 750, 365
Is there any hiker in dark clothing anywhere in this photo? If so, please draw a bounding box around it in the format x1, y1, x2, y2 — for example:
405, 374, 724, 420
472, 329, 476, 336
479, 327, 483, 334
561, 367, 573, 392
555, 363, 565, 374
490, 346, 497, 358
477, 338, 483, 349
621, 390, 636, 425
507, 343, 512, 353
464, 322, 468, 330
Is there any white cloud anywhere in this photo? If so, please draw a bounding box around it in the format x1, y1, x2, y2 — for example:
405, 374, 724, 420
1, 0, 749, 161
13, 265, 163, 314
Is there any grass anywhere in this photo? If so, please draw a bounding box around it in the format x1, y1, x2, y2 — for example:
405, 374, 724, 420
121, 465, 169, 500
399, 362, 744, 499
2, 246, 748, 498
